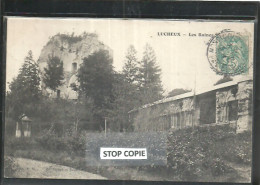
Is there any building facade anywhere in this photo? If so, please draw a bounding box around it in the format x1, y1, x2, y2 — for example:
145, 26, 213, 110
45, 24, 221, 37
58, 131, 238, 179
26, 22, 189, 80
129, 78, 253, 133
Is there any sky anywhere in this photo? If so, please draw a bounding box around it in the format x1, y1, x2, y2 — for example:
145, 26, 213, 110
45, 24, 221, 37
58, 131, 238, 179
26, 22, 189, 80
6, 17, 254, 93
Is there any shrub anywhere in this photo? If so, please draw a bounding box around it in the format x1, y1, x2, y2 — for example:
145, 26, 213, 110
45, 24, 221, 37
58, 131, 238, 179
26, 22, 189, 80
167, 124, 250, 180
5, 137, 37, 154
4, 156, 18, 177
83, 131, 167, 166
35, 127, 88, 155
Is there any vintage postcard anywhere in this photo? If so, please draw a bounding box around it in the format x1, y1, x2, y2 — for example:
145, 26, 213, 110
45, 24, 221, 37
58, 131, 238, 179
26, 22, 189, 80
4, 17, 254, 182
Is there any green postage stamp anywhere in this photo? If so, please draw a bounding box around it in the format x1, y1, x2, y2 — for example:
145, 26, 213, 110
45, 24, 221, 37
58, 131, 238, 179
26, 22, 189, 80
207, 29, 249, 76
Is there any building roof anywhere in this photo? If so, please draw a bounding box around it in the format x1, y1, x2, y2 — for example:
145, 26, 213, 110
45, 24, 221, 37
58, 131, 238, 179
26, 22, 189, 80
128, 76, 253, 114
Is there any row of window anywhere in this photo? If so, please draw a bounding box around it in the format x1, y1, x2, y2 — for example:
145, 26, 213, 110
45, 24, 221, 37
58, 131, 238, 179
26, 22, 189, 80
154, 100, 238, 131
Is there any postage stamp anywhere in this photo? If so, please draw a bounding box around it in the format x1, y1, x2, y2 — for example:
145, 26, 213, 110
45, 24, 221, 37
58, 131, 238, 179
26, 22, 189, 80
207, 29, 249, 76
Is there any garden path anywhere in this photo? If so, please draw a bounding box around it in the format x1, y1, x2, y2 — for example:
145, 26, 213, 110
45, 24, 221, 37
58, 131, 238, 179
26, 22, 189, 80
13, 157, 107, 179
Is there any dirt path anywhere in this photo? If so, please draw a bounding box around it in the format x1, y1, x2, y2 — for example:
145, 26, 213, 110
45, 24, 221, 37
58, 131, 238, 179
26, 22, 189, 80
13, 158, 107, 179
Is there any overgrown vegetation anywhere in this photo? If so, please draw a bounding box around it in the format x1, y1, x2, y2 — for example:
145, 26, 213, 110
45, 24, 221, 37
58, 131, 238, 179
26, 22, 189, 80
4, 156, 18, 178
6, 39, 164, 133
214, 75, 233, 85
6, 51, 41, 122
43, 54, 64, 93
5, 124, 252, 182
5, 131, 167, 180
167, 124, 252, 181
167, 88, 191, 98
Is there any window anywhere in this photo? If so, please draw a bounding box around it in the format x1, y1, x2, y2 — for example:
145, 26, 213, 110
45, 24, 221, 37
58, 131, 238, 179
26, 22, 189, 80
176, 113, 181, 128
57, 90, 61, 98
171, 115, 176, 128
228, 100, 238, 121
199, 92, 216, 124
72, 62, 77, 72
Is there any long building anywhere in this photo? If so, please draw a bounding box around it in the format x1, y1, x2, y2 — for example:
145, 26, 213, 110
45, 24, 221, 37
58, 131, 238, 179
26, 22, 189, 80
128, 77, 253, 133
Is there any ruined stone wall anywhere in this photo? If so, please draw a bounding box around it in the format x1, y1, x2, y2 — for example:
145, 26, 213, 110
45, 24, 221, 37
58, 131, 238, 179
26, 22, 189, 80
163, 97, 198, 128
236, 80, 253, 133
38, 33, 113, 99
216, 85, 237, 124
133, 102, 170, 132
216, 80, 253, 133
132, 97, 198, 132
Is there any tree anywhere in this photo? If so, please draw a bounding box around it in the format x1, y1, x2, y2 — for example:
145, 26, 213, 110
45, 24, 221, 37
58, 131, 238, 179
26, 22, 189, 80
108, 73, 142, 132
167, 88, 191, 98
43, 55, 64, 93
107, 46, 144, 132
214, 75, 233, 86
7, 51, 41, 135
122, 45, 139, 84
138, 44, 163, 104
71, 96, 95, 132
77, 49, 114, 129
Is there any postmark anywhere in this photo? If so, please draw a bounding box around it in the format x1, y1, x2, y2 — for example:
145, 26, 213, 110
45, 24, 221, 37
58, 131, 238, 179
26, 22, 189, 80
207, 29, 249, 76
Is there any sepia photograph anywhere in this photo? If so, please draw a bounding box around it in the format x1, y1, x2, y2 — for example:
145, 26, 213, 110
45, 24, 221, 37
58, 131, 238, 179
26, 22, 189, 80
4, 17, 254, 182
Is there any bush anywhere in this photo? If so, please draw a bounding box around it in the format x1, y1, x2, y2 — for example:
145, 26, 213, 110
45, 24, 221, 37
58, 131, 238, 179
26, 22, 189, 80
220, 130, 252, 164
5, 137, 37, 153
4, 156, 18, 177
167, 124, 250, 180
5, 118, 16, 137
83, 131, 167, 166
35, 127, 87, 155
8, 129, 168, 170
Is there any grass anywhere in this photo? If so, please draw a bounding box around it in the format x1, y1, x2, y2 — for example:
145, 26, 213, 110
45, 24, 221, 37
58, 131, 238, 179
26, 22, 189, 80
4, 131, 169, 180
4, 125, 252, 182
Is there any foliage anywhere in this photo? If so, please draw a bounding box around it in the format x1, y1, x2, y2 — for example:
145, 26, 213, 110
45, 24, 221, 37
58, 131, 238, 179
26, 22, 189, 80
6, 96, 95, 137
109, 73, 142, 131
138, 44, 163, 105
69, 96, 95, 132
122, 45, 139, 84
167, 124, 251, 180
7, 51, 41, 120
108, 44, 164, 131
9, 130, 167, 167
106, 45, 140, 131
6, 128, 167, 169
55, 32, 98, 45
77, 49, 114, 107
109, 44, 164, 131
5, 125, 251, 181
214, 75, 233, 86
38, 97, 95, 133
5, 116, 16, 137
167, 88, 191, 98
84, 131, 167, 166
218, 130, 252, 164
34, 128, 86, 155
77, 49, 114, 129
4, 156, 18, 177
43, 55, 64, 92
58, 33, 83, 45
5, 137, 37, 152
